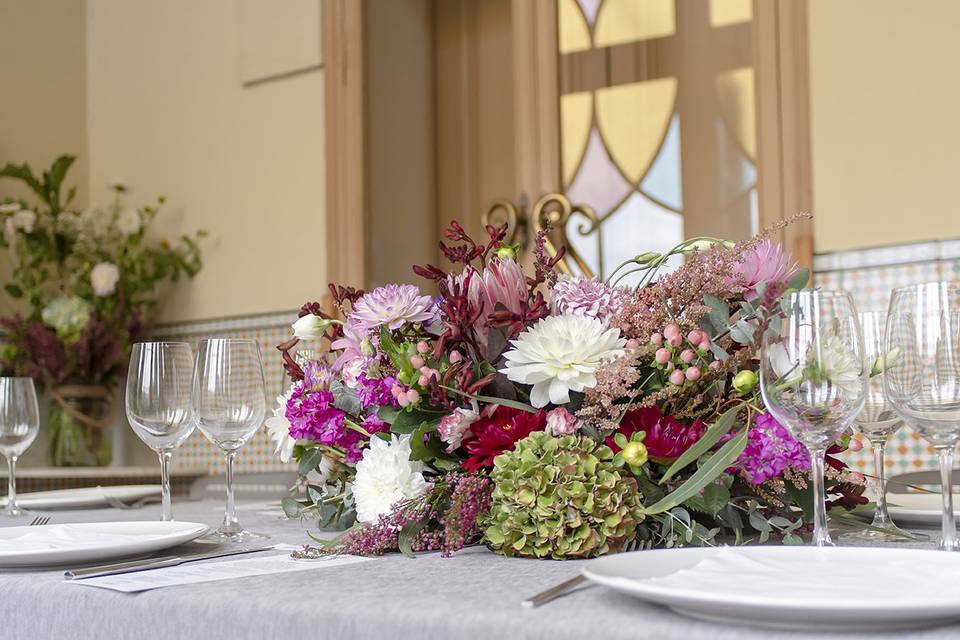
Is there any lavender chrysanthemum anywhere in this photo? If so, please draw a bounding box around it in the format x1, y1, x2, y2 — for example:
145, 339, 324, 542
349, 284, 435, 333
551, 276, 625, 323
736, 412, 809, 485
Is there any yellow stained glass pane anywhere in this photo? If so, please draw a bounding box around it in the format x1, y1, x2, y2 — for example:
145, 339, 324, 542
715, 66, 756, 159
595, 0, 675, 48
595, 78, 677, 184
709, 0, 752, 28
560, 92, 593, 187
559, 0, 591, 54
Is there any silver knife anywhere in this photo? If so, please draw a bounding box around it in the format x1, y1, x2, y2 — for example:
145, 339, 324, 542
64, 546, 274, 580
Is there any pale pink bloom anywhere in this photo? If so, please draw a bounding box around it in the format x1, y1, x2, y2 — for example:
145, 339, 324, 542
545, 407, 578, 436
349, 284, 435, 333
551, 275, 625, 323
438, 407, 480, 452
732, 239, 798, 300
450, 258, 527, 350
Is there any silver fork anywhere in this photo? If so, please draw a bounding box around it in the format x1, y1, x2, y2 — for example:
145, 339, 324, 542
103, 494, 161, 510
28, 516, 50, 526
521, 538, 649, 608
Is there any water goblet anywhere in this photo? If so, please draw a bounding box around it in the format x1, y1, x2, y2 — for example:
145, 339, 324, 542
760, 290, 868, 546
126, 342, 196, 521
0, 378, 40, 517
884, 282, 960, 551
840, 311, 921, 542
192, 338, 268, 542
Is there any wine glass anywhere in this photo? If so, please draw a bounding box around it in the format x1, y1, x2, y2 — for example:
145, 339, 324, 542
192, 338, 268, 542
760, 290, 868, 546
884, 282, 960, 551
0, 378, 40, 517
126, 342, 196, 521
841, 311, 921, 542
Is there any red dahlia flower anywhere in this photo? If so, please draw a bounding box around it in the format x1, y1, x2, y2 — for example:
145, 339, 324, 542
607, 407, 706, 463
461, 406, 546, 472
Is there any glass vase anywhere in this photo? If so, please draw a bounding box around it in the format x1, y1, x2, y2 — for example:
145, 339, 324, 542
47, 386, 113, 467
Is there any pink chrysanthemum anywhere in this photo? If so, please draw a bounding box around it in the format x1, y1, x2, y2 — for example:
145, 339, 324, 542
731, 239, 798, 300
349, 284, 435, 333
551, 276, 625, 323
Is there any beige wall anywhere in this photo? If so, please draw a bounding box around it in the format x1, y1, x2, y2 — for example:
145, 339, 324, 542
809, 0, 960, 253
85, 0, 325, 322
0, 0, 89, 316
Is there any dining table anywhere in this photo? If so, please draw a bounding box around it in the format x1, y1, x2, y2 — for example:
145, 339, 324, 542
0, 497, 958, 640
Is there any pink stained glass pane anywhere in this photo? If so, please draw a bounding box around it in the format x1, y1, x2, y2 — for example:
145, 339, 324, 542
566, 128, 634, 219
577, 0, 602, 26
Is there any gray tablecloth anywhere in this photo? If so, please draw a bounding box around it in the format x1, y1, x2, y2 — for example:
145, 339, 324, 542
0, 497, 956, 640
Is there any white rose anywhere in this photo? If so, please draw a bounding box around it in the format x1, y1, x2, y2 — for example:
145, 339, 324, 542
116, 209, 141, 236
90, 262, 120, 296
12, 210, 36, 233
291, 314, 332, 340
0, 203, 21, 214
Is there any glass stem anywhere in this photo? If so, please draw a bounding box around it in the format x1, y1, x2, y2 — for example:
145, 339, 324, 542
810, 447, 834, 547
158, 450, 173, 521
869, 438, 892, 527
936, 445, 959, 551
223, 450, 239, 532
6, 455, 16, 511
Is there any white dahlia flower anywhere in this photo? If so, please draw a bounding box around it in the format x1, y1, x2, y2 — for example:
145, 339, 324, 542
264, 390, 295, 463
501, 315, 627, 408
353, 434, 427, 524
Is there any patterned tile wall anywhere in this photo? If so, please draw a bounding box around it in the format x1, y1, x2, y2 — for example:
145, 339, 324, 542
814, 239, 960, 475
149, 312, 297, 474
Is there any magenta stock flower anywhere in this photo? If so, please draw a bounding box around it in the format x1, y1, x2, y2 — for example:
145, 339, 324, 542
551, 276, 625, 323
732, 239, 798, 300
285, 386, 347, 444
349, 284, 435, 333
736, 412, 809, 485
356, 374, 399, 409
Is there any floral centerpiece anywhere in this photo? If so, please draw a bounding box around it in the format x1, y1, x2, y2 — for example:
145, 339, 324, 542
0, 155, 205, 466
274, 220, 866, 558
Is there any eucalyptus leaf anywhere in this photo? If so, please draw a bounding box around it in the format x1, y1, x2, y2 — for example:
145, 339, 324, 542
281, 497, 302, 518
730, 320, 755, 344
331, 381, 362, 415
298, 448, 324, 476
391, 410, 441, 435
788, 268, 810, 290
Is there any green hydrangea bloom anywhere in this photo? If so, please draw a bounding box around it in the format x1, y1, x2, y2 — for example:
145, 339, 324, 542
41, 295, 93, 341
483, 431, 644, 560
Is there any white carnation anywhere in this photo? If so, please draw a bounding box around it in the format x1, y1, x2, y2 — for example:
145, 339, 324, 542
90, 262, 120, 296
117, 209, 142, 236
501, 315, 627, 408
353, 434, 427, 524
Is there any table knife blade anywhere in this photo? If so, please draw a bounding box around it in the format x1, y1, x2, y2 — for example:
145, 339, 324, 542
65, 546, 274, 580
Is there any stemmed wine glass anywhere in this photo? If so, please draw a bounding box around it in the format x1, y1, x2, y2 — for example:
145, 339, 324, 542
0, 378, 40, 517
841, 311, 921, 542
760, 290, 868, 546
884, 282, 960, 551
126, 342, 196, 521
192, 338, 268, 542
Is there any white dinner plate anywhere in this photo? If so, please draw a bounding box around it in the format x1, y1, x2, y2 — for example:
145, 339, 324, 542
0, 520, 209, 568
583, 546, 960, 630
0, 485, 160, 510
888, 492, 960, 526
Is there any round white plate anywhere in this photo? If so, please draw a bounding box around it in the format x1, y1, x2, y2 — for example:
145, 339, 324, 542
0, 521, 209, 568
583, 546, 960, 630
0, 485, 160, 510
889, 492, 960, 526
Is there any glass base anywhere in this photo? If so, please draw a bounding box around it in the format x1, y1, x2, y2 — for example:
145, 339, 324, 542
938, 537, 960, 551
840, 525, 927, 544
198, 528, 270, 544
1, 505, 29, 517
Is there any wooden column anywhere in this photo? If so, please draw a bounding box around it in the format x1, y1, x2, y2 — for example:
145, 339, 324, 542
753, 0, 814, 271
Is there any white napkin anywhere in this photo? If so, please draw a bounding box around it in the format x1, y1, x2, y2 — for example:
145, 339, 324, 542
643, 548, 960, 606
0, 524, 167, 552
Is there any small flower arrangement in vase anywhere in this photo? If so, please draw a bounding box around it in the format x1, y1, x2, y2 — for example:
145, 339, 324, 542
0, 155, 205, 466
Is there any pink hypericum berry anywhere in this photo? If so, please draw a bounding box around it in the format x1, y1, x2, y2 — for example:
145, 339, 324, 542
397, 393, 411, 407
848, 438, 864, 452
698, 340, 710, 351
665, 362, 675, 372
650, 333, 663, 346
626, 339, 640, 350
680, 349, 696, 364
405, 389, 420, 404
418, 374, 430, 386
416, 341, 430, 354
687, 330, 703, 345
410, 355, 425, 369
685, 366, 702, 381
655, 348, 671, 364
669, 370, 686, 385
449, 350, 463, 364
664, 323, 681, 339
709, 360, 722, 371
668, 334, 683, 348
391, 385, 404, 397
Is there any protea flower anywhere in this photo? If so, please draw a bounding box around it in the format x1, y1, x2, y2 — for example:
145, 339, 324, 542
607, 407, 706, 463
732, 239, 798, 300
450, 258, 527, 349
551, 275, 625, 323
349, 284, 435, 333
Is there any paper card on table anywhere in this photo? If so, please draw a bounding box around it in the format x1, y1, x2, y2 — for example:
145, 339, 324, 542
68, 552, 372, 593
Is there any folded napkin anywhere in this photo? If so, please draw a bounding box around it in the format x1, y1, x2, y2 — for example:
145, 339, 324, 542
0, 524, 167, 552
643, 547, 960, 606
